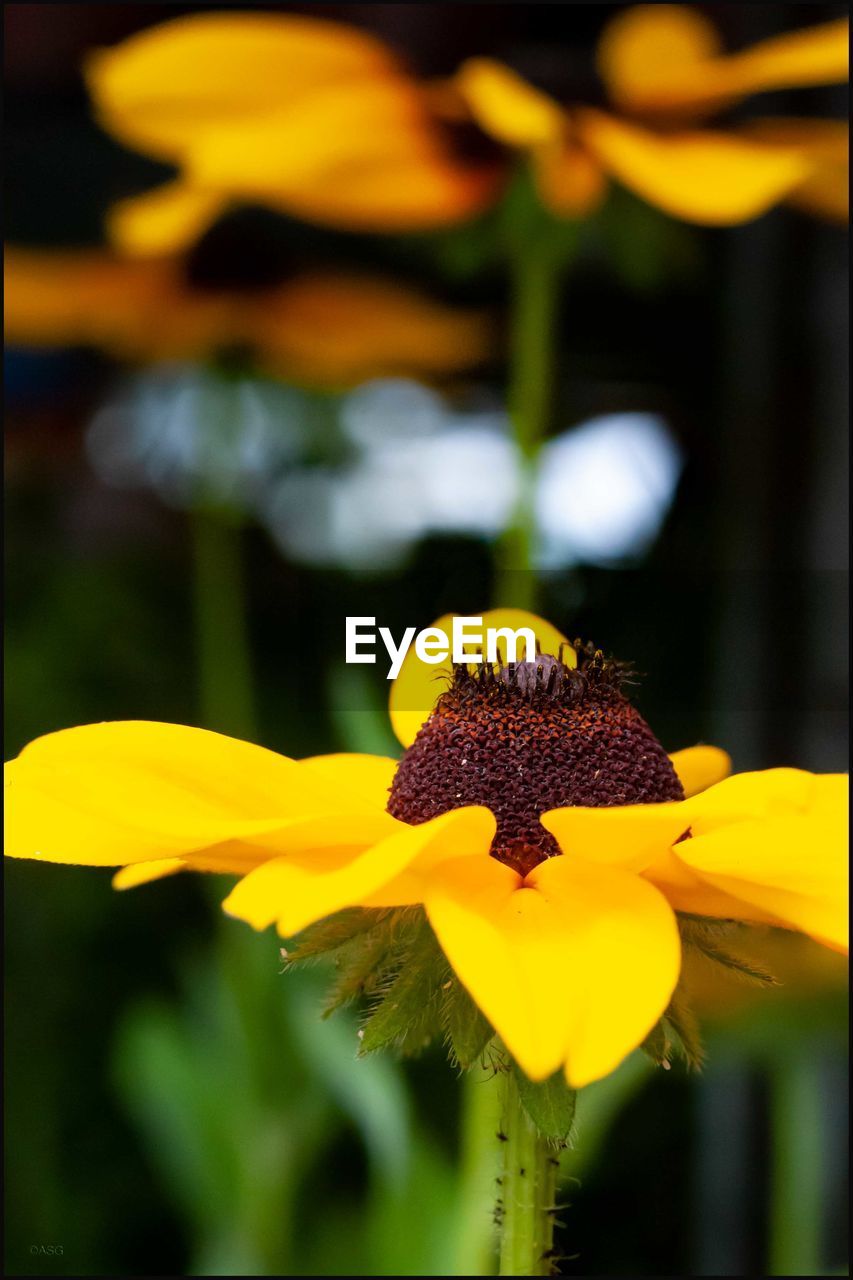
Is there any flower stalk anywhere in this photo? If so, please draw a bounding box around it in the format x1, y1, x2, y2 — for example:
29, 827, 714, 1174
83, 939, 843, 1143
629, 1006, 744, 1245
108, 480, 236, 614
497, 1068, 559, 1277
496, 175, 578, 612
190, 505, 255, 740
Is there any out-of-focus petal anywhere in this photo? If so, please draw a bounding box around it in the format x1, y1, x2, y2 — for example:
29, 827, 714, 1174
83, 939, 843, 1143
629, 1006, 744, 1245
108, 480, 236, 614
668, 745, 732, 797
454, 58, 565, 147
532, 133, 609, 218
254, 275, 494, 386
598, 7, 849, 116
739, 118, 849, 223
541, 801, 690, 871
85, 12, 401, 162
576, 109, 813, 224
223, 805, 494, 935
106, 181, 226, 257
389, 609, 574, 748
5, 247, 162, 347
599, 4, 721, 116
4, 246, 240, 360
186, 79, 500, 232
4, 721, 377, 867
425, 852, 680, 1086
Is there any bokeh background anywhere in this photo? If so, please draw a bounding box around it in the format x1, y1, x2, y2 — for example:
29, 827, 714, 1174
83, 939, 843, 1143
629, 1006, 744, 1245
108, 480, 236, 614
4, 4, 848, 1276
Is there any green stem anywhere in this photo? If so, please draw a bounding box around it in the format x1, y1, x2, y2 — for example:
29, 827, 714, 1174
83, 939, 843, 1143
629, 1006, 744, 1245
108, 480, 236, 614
498, 1068, 557, 1277
495, 237, 562, 612
190, 506, 256, 740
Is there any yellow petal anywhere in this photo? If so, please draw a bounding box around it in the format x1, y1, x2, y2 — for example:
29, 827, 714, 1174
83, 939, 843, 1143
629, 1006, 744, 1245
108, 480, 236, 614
113, 858, 186, 889
577, 109, 813, 224
676, 812, 848, 953
598, 4, 723, 115
185, 79, 499, 233
4, 721, 374, 867
112, 841, 277, 888
642, 843, 782, 924
739, 119, 849, 224
668, 744, 732, 797
296, 753, 399, 811
684, 767, 818, 832
389, 609, 573, 748
425, 852, 680, 1086
599, 7, 849, 116
106, 181, 226, 258
253, 274, 493, 386
223, 805, 495, 935
454, 58, 565, 147
85, 12, 400, 162
541, 802, 690, 871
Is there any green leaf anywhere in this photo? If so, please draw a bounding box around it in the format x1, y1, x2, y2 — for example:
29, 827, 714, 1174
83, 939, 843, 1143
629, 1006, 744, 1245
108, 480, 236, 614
664, 990, 705, 1072
639, 1018, 673, 1069
513, 1065, 577, 1142
322, 925, 399, 1017
441, 975, 494, 1070
358, 920, 446, 1057
689, 938, 778, 987
284, 907, 391, 963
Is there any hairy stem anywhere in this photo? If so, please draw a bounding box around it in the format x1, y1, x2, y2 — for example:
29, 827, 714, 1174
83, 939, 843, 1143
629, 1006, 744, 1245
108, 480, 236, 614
498, 1068, 558, 1277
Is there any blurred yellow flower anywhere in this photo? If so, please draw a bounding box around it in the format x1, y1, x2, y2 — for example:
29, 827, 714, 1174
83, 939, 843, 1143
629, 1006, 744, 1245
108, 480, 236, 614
86, 7, 847, 256
4, 247, 492, 385
85, 12, 502, 253
455, 6, 849, 223
5, 610, 847, 1088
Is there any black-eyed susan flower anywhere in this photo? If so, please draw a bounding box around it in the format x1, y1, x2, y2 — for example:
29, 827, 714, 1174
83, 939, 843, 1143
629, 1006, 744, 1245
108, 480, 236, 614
85, 7, 848, 258
4, 247, 492, 385
5, 610, 847, 1089
453, 5, 849, 223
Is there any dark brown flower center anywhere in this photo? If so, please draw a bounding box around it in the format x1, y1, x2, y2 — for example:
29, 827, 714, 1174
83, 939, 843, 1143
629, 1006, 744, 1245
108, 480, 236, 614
387, 649, 683, 877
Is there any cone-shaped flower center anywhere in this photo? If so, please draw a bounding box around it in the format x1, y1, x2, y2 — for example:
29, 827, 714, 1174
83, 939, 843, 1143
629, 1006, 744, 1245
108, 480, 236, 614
388, 651, 683, 876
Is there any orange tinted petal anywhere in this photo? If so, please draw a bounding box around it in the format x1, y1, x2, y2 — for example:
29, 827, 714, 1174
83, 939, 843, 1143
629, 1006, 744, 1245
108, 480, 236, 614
739, 118, 849, 223
187, 78, 498, 233
454, 58, 565, 147
106, 181, 226, 258
86, 12, 401, 162
599, 7, 849, 116
577, 109, 812, 224
253, 274, 493, 386
532, 134, 609, 218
